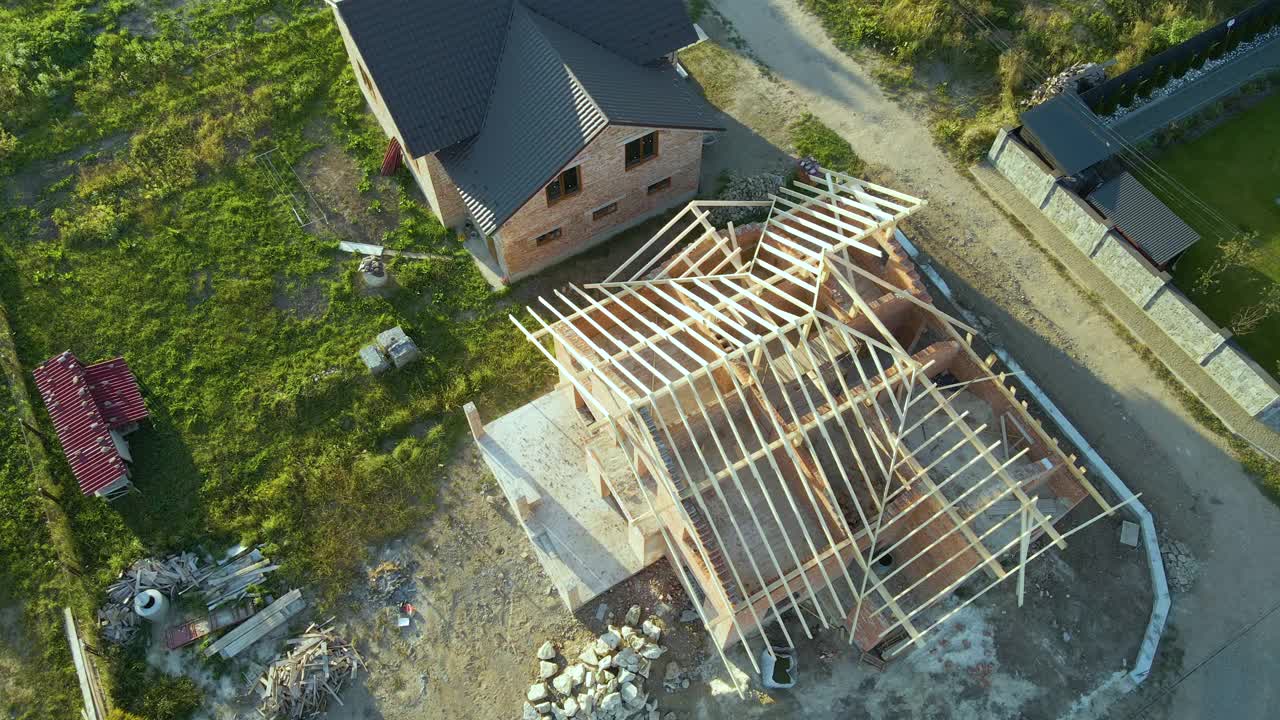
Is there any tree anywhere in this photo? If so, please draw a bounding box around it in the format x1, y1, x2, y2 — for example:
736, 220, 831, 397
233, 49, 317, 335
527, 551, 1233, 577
1230, 285, 1280, 336
1193, 232, 1260, 295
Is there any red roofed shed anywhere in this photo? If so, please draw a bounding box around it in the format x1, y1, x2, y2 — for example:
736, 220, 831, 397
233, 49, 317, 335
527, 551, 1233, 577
32, 351, 149, 498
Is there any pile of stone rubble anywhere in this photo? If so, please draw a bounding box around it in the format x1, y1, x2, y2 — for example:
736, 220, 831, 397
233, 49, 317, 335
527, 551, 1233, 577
1022, 62, 1107, 108
707, 171, 785, 226
524, 605, 675, 720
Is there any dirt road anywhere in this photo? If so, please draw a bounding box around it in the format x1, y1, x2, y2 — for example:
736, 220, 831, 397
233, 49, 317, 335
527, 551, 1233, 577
707, 1, 1280, 717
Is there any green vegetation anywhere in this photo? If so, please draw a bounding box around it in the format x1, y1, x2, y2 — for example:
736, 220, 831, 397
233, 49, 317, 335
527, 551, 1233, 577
800, 0, 1249, 163
1155, 93, 1280, 372
0, 1, 550, 716
790, 113, 867, 176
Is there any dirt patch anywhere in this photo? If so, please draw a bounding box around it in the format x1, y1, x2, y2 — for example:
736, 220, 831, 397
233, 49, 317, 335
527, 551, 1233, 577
295, 134, 402, 247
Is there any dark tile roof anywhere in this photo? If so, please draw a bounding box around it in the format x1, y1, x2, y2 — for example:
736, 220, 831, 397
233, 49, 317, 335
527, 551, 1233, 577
436, 5, 722, 234
337, 0, 701, 158
1088, 171, 1200, 266
437, 5, 608, 234
1020, 95, 1117, 176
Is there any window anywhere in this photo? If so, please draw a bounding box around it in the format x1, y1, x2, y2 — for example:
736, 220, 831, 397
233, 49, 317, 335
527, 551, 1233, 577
534, 227, 562, 246
647, 177, 672, 195
624, 132, 659, 169
592, 202, 618, 221
545, 166, 582, 205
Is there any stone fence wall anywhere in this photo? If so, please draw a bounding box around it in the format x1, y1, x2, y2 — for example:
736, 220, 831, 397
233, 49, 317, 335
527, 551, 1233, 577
988, 128, 1280, 432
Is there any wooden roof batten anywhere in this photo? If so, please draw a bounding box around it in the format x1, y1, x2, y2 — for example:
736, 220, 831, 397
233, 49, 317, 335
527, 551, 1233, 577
506, 168, 1128, 684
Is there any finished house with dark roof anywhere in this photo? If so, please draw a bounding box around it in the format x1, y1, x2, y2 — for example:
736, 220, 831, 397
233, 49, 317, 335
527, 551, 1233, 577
329, 0, 723, 283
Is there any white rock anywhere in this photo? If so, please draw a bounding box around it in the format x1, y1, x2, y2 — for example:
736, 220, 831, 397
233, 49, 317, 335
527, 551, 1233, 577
639, 644, 665, 660
540, 661, 559, 679
628, 635, 645, 651
522, 702, 540, 720
584, 672, 595, 689
528, 683, 549, 702
597, 653, 614, 670
578, 646, 600, 666
563, 697, 579, 717
620, 625, 636, 641
619, 670, 636, 685
637, 657, 651, 678
552, 672, 575, 696
550, 706, 567, 720
538, 641, 557, 660
641, 619, 661, 641
565, 663, 587, 687
593, 638, 612, 656
615, 648, 639, 671
620, 682, 639, 703
599, 630, 621, 650
580, 693, 595, 715
536, 702, 552, 714
624, 605, 641, 625
600, 692, 622, 712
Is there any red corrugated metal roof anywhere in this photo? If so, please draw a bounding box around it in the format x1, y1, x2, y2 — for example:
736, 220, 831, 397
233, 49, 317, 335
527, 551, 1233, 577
32, 351, 149, 495
84, 357, 149, 428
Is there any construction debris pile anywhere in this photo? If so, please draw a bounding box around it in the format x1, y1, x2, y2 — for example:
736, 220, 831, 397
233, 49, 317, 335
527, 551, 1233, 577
256, 623, 365, 719
99, 552, 205, 643
1023, 62, 1107, 107
524, 605, 675, 720
98, 547, 277, 644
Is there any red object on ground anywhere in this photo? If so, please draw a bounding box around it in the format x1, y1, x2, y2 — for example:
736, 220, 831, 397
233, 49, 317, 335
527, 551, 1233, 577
400, 602, 415, 615
381, 137, 403, 176
32, 351, 149, 495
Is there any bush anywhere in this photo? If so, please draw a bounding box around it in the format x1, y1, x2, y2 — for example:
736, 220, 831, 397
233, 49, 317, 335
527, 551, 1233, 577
790, 113, 865, 176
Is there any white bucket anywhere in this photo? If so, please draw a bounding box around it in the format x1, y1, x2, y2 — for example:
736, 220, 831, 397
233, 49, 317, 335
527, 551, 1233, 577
134, 589, 168, 621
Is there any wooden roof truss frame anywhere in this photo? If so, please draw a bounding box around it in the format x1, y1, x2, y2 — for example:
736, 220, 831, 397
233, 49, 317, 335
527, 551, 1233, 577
509, 168, 1129, 691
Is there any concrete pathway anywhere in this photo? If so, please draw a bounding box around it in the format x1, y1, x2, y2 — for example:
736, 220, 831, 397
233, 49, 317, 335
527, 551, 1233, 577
710, 1, 1280, 718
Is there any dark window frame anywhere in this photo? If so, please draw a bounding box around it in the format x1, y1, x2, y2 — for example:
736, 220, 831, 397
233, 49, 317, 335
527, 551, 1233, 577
534, 227, 562, 247
545, 165, 583, 206
592, 202, 619, 221
624, 131, 659, 170
646, 177, 672, 195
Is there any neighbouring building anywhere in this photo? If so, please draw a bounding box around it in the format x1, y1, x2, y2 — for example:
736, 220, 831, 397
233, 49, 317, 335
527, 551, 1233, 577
329, 0, 723, 283
32, 351, 149, 499
466, 168, 1121, 679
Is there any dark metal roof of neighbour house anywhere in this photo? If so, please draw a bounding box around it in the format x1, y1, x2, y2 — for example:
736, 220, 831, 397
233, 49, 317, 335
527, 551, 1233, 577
337, 0, 703, 158
438, 5, 723, 234
1019, 95, 1118, 176
337, 0, 722, 235
32, 351, 149, 495
1088, 171, 1201, 267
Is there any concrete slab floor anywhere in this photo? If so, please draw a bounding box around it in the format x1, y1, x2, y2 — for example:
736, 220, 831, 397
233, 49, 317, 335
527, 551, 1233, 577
476, 387, 650, 610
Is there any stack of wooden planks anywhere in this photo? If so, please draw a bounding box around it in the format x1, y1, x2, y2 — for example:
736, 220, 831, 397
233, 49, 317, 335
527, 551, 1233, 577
99, 552, 205, 643
200, 548, 279, 611
257, 622, 365, 719
204, 589, 305, 660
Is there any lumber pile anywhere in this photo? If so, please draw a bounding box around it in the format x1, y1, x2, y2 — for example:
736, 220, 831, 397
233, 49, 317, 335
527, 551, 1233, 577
257, 623, 365, 719
205, 589, 305, 659
99, 552, 204, 643
201, 548, 279, 611
97, 547, 280, 645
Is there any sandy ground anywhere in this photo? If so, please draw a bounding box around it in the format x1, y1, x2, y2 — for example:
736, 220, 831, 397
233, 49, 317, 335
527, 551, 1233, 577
704, 1, 1280, 718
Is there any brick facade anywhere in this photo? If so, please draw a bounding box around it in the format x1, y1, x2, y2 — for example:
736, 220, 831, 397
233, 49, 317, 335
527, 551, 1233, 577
492, 125, 705, 281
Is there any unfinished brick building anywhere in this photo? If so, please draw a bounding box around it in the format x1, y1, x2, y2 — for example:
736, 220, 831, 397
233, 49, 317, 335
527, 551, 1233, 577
468, 168, 1123, 682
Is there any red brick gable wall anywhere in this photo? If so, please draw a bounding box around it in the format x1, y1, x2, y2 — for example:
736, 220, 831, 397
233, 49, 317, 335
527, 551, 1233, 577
494, 125, 705, 281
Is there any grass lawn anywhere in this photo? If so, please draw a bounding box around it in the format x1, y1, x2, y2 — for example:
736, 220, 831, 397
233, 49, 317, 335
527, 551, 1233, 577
1157, 92, 1280, 375
0, 2, 550, 717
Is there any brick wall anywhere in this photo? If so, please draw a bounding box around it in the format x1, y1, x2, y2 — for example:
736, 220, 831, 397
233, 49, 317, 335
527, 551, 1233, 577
494, 125, 705, 281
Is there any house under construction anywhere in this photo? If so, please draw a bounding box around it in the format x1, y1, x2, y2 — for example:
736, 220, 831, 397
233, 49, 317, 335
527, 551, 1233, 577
466, 168, 1126, 680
